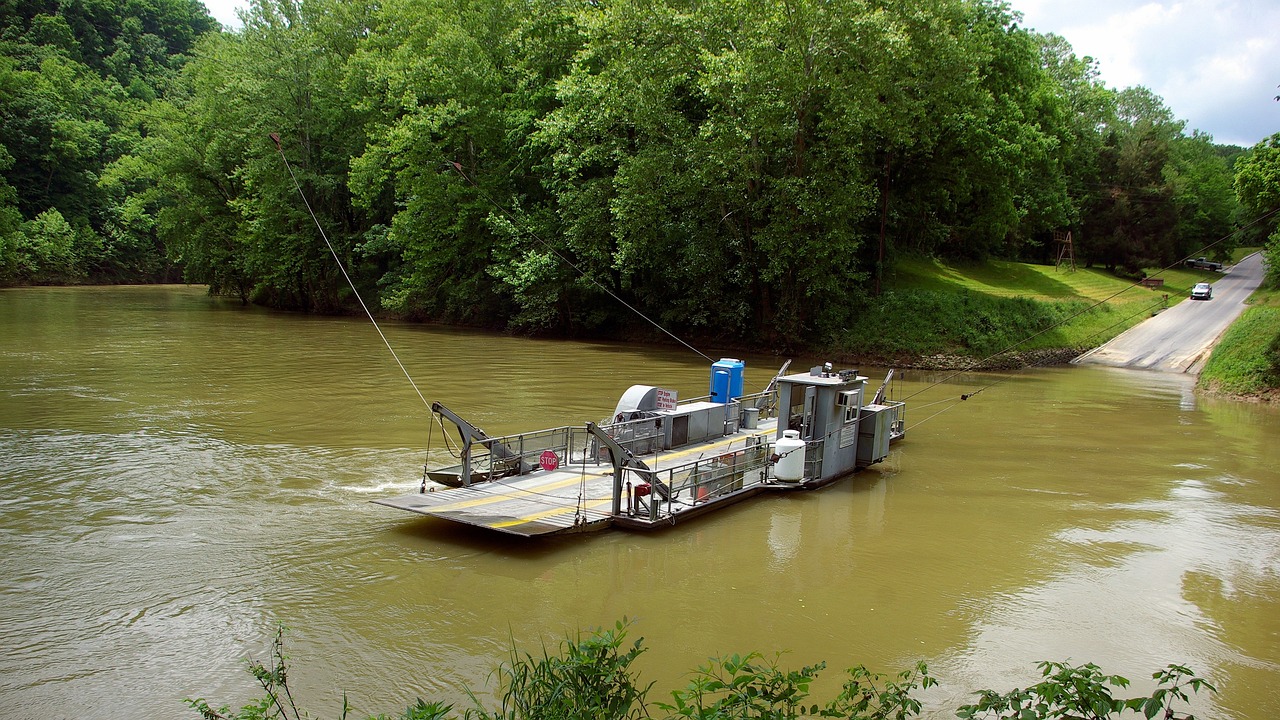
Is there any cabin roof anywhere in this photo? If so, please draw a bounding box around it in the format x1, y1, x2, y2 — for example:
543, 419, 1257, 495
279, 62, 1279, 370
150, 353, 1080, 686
778, 371, 867, 387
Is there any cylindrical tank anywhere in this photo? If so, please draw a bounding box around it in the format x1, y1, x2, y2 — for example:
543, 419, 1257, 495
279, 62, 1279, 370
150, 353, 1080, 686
710, 358, 745, 404
774, 430, 805, 482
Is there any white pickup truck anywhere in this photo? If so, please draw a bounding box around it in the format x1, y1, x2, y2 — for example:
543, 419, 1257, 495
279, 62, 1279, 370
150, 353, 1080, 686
1185, 257, 1223, 271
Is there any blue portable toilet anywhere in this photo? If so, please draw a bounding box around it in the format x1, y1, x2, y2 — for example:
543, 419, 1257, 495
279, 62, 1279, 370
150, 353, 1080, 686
709, 358, 745, 404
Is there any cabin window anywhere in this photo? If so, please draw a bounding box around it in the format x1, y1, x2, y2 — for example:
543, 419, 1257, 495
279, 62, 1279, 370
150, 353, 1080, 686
788, 394, 805, 431
838, 390, 860, 424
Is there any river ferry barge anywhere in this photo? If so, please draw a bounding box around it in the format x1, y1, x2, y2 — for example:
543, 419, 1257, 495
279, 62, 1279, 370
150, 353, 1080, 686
375, 360, 905, 537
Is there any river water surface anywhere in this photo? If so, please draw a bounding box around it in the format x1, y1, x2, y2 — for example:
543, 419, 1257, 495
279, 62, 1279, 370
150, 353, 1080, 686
1, 286, 1277, 719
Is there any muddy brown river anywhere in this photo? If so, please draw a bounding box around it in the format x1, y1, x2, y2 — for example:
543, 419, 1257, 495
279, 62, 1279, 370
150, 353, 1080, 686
1, 286, 1277, 719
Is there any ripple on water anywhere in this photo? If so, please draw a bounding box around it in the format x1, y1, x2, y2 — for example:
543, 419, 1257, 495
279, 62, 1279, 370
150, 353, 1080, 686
4, 288, 1280, 720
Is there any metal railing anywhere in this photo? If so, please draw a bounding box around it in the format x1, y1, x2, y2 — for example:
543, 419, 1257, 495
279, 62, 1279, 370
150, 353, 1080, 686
626, 440, 775, 522
465, 390, 786, 488
595, 415, 665, 457
467, 425, 582, 481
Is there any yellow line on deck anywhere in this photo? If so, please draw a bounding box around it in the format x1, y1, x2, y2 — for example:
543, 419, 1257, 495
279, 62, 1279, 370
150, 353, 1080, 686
429, 471, 607, 512
491, 496, 614, 529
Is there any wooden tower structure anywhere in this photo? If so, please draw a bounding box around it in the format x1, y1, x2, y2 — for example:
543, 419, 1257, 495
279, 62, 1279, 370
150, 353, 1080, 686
1054, 230, 1077, 272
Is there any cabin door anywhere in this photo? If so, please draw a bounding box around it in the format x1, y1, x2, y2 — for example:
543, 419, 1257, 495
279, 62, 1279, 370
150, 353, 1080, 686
801, 386, 817, 440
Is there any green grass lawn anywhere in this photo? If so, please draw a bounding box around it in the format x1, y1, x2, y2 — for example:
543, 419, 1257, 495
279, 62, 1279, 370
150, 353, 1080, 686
888, 256, 1220, 303
828, 249, 1277, 391
1200, 286, 1280, 397
832, 255, 1242, 361
1231, 246, 1261, 263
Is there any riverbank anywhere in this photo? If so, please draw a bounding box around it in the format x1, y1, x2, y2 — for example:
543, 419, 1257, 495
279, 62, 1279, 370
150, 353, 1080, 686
1199, 286, 1280, 401
11, 256, 1254, 380
816, 257, 1195, 372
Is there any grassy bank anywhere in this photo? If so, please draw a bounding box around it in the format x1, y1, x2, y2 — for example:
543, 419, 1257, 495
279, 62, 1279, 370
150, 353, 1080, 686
1199, 286, 1280, 399
825, 257, 1213, 368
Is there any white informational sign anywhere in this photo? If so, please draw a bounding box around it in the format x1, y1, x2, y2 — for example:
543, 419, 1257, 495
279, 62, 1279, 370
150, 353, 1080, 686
840, 420, 858, 448
656, 388, 678, 411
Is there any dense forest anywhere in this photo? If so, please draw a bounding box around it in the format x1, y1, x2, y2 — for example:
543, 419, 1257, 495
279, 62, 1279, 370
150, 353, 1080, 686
0, 0, 216, 282
3, 0, 1277, 347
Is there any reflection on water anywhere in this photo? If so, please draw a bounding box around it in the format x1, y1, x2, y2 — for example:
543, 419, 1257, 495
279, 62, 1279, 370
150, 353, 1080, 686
1, 286, 1278, 719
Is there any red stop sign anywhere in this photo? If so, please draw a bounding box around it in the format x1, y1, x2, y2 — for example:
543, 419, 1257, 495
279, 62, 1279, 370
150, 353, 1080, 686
539, 450, 559, 472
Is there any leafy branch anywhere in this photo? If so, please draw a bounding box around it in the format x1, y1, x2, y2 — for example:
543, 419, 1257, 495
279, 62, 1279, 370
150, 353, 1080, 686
955, 660, 1216, 720
190, 625, 1216, 720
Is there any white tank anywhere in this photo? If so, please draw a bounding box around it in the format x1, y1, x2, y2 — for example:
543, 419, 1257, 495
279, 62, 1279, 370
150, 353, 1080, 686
774, 430, 806, 482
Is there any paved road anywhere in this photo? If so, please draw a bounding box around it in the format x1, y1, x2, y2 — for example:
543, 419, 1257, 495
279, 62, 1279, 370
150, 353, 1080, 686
1074, 252, 1266, 374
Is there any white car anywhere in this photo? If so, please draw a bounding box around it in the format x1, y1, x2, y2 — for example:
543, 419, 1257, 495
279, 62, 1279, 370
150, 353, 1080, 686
1191, 282, 1213, 300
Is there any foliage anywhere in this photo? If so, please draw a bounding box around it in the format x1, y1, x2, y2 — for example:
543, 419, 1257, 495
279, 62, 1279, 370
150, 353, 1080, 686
132, 0, 378, 310
190, 625, 1216, 720
114, 0, 1242, 346
819, 662, 936, 720
467, 619, 651, 720
1233, 133, 1280, 287
657, 652, 826, 720
0, 0, 216, 285
3, 208, 85, 282
955, 660, 1215, 720
956, 661, 1132, 720
1199, 287, 1280, 396
1, 0, 1255, 354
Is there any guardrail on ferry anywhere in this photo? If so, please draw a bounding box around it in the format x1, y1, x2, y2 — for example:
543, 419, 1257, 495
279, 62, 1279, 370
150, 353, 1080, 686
625, 440, 775, 522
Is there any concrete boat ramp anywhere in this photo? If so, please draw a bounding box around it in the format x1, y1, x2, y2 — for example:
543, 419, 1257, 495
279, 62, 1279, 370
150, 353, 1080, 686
1074, 253, 1265, 374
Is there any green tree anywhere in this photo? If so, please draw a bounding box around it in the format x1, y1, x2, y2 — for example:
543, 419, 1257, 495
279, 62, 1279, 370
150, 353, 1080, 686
346, 0, 545, 324
136, 0, 375, 308
1167, 131, 1237, 262
4, 207, 83, 282
1234, 132, 1280, 286
1026, 34, 1116, 263
0, 0, 217, 284
1078, 87, 1185, 272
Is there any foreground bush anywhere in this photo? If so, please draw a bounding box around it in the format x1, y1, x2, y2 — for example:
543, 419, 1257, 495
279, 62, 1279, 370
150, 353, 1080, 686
187, 623, 1214, 720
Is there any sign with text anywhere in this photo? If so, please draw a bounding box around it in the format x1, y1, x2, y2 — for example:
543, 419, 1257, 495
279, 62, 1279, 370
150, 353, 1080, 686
539, 450, 559, 472
656, 388, 678, 411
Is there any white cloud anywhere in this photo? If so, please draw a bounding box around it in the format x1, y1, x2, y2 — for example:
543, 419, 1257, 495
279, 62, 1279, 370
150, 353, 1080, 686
200, 0, 246, 29
196, 0, 1278, 147
1009, 0, 1280, 147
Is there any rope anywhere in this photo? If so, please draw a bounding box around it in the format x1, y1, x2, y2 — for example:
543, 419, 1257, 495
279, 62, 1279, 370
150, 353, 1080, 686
910, 396, 963, 412
269, 133, 431, 410
909, 398, 966, 429
445, 160, 714, 363
435, 412, 464, 459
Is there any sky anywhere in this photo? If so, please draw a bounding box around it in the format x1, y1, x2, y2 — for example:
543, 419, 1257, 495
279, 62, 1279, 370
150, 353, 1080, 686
200, 0, 1279, 148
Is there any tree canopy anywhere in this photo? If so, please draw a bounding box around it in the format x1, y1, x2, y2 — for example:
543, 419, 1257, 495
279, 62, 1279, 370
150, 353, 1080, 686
3, 0, 1260, 346
0, 0, 217, 283
1234, 132, 1280, 286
